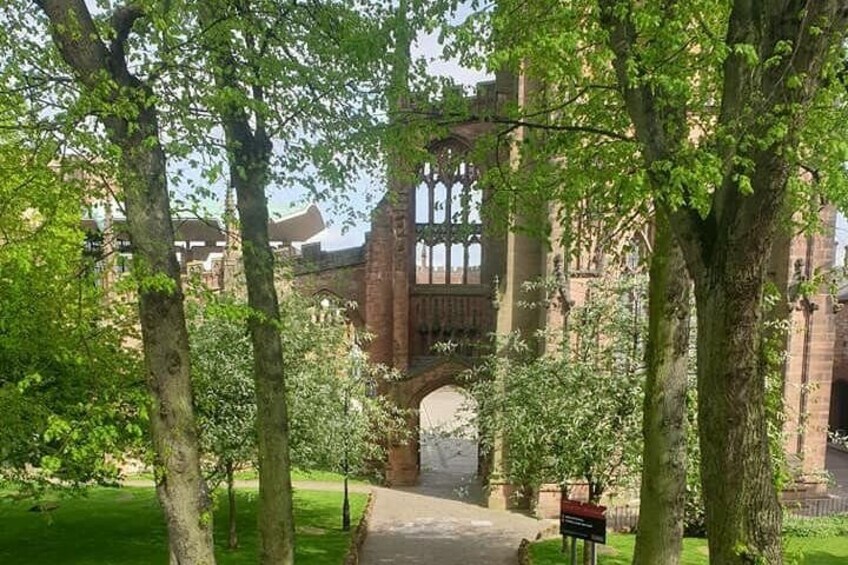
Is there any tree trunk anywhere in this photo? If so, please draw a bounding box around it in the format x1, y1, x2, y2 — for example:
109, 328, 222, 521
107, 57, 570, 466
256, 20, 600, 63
232, 160, 296, 565
632, 216, 689, 565
193, 5, 297, 562
693, 268, 783, 565
35, 2, 215, 563
122, 109, 217, 565
226, 461, 238, 550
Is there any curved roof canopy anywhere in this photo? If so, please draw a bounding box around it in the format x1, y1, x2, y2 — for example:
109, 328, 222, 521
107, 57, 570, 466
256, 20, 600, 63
83, 203, 325, 244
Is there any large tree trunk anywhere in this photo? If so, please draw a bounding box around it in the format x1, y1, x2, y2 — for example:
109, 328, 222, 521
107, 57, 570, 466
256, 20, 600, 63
196, 5, 297, 560
122, 109, 217, 565
692, 264, 783, 565
35, 2, 215, 563
232, 158, 296, 565
632, 216, 690, 565
192, 3, 298, 560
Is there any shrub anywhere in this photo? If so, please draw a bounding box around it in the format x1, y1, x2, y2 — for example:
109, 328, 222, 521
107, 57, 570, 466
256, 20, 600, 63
782, 513, 848, 538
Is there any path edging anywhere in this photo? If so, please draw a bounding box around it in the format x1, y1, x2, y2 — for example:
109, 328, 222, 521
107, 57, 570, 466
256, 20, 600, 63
344, 490, 376, 565
517, 538, 533, 565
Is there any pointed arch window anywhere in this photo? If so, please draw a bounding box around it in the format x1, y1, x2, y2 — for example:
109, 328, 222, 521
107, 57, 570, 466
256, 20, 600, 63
414, 141, 482, 285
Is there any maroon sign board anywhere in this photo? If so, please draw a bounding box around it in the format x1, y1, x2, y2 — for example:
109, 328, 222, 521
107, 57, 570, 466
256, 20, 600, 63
560, 499, 607, 544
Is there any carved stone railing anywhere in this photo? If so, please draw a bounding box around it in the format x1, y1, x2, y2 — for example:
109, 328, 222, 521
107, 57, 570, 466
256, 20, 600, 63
409, 287, 493, 358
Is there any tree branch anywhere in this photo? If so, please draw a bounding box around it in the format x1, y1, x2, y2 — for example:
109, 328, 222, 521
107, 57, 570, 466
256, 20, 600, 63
598, 0, 709, 274
35, 0, 110, 88
110, 3, 145, 64
396, 109, 635, 142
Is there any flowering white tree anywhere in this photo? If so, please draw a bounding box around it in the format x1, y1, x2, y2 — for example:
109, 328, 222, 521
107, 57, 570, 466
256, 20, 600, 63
188, 289, 404, 546
471, 273, 646, 504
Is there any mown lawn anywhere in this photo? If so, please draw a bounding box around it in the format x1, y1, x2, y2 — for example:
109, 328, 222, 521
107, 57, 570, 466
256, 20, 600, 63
127, 467, 370, 484
531, 534, 848, 565
0, 487, 366, 564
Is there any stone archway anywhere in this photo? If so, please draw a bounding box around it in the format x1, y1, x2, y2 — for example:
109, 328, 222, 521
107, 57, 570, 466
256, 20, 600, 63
418, 385, 479, 499
384, 358, 478, 487
831, 379, 848, 434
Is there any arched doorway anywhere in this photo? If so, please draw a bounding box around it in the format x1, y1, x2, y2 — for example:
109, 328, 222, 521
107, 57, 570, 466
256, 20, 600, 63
831, 379, 848, 434
418, 385, 479, 499
384, 358, 484, 491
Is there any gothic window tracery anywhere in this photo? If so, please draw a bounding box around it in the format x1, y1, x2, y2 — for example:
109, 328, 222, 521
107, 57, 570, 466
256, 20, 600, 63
414, 141, 482, 285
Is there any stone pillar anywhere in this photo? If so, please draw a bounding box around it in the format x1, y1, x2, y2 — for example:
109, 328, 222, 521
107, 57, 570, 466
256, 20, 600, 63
485, 70, 545, 510
766, 202, 838, 498
390, 182, 412, 371
364, 204, 395, 367
221, 184, 242, 293
386, 410, 420, 486
779, 205, 837, 493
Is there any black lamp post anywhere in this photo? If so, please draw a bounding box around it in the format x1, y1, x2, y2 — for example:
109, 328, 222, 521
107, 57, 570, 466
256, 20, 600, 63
342, 343, 363, 532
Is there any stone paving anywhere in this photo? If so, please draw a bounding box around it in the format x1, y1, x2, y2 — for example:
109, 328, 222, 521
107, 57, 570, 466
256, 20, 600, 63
360, 484, 543, 565
827, 444, 848, 496
361, 429, 545, 565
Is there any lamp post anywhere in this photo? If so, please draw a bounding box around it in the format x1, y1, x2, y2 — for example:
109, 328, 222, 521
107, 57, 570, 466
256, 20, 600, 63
318, 297, 353, 531
343, 342, 364, 531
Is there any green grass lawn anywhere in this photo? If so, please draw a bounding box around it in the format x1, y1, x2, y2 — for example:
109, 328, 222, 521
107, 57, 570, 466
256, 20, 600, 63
242, 468, 370, 484
0, 487, 366, 564
127, 467, 370, 484
531, 534, 848, 565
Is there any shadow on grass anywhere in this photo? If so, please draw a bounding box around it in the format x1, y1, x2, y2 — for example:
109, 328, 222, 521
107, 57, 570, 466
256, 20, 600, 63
0, 487, 366, 565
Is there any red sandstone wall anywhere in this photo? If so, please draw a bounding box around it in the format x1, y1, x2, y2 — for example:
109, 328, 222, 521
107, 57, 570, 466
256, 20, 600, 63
364, 202, 396, 367
782, 206, 837, 480
292, 265, 367, 324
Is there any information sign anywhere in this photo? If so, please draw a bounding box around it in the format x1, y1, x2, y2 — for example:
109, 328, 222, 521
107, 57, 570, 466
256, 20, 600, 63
560, 499, 607, 544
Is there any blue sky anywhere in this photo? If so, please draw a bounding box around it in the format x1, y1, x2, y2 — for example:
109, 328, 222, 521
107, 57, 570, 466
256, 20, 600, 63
176, 1, 846, 269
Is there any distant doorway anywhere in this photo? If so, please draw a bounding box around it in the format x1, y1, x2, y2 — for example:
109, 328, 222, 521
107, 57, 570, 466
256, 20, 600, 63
418, 386, 479, 500
831, 379, 848, 434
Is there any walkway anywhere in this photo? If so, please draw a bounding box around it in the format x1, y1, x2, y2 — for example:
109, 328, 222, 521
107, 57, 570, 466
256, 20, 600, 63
827, 444, 848, 497
360, 433, 544, 565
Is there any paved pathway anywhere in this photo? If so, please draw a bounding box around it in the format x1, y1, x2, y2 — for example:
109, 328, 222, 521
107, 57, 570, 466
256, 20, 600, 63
360, 433, 545, 565
361, 483, 543, 565
826, 445, 848, 497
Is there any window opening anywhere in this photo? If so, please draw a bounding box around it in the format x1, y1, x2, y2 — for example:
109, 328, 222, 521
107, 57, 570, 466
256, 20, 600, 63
414, 143, 482, 285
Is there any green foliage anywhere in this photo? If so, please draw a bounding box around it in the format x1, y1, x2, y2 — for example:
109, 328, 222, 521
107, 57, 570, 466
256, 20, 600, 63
279, 291, 405, 477
469, 273, 645, 500
683, 378, 706, 537
0, 487, 367, 564
188, 295, 256, 484
782, 514, 848, 539
445, 0, 848, 241
186, 286, 403, 481
0, 131, 144, 492
762, 284, 793, 491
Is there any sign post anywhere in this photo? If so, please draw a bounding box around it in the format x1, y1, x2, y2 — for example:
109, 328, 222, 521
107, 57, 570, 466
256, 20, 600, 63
560, 499, 606, 565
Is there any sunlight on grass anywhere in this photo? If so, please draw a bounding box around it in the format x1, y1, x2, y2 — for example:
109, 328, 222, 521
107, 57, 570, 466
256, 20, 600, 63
531, 534, 848, 565
126, 467, 370, 485
0, 487, 366, 565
